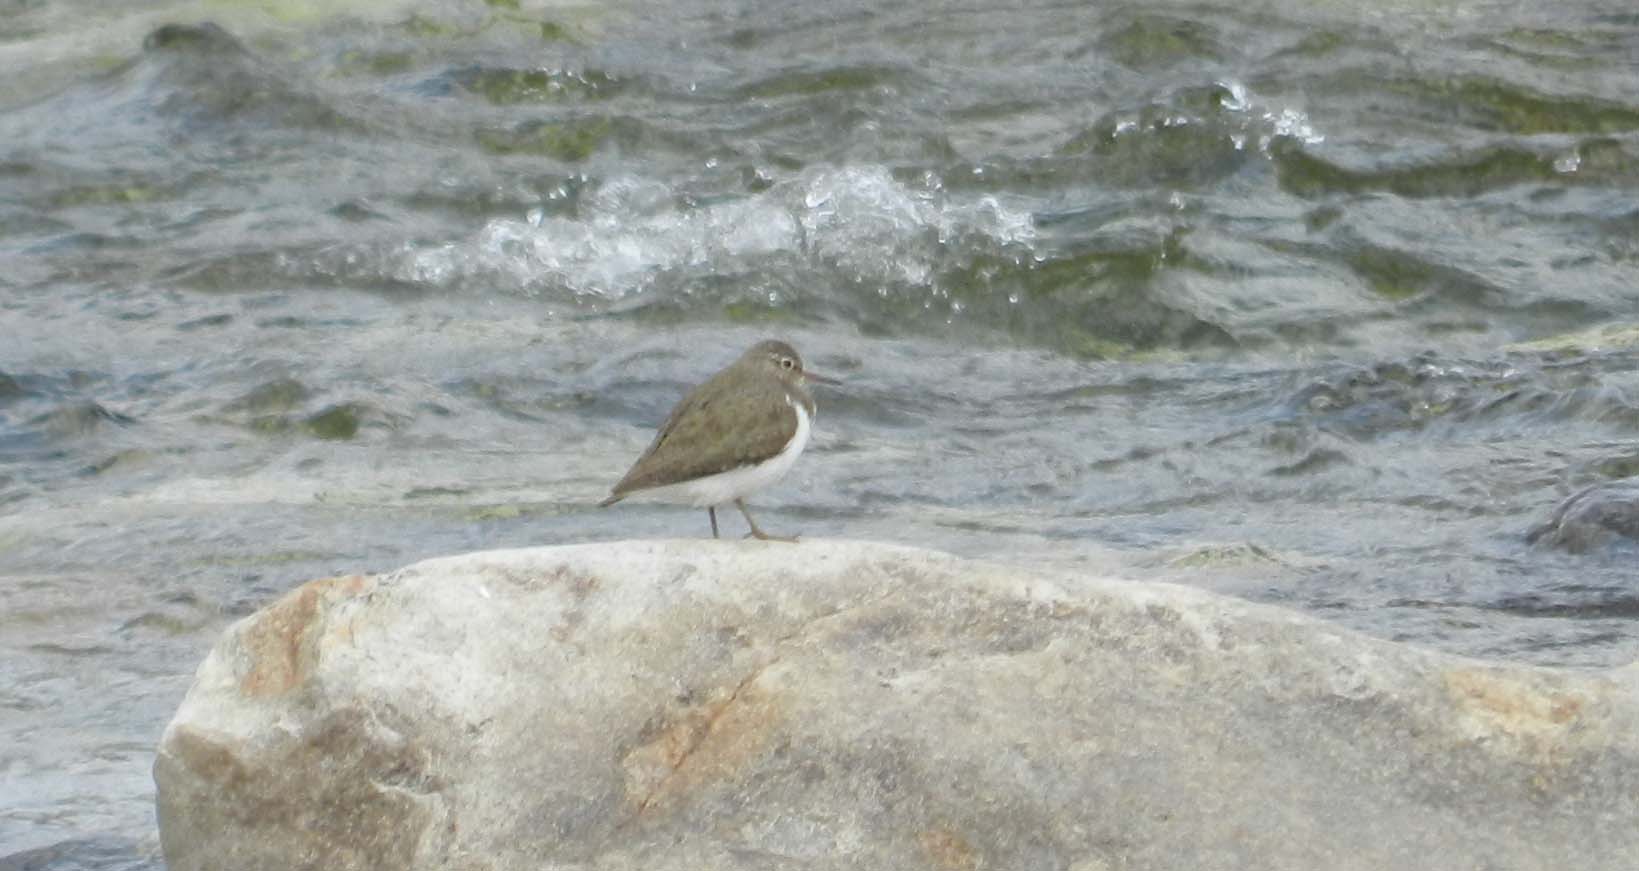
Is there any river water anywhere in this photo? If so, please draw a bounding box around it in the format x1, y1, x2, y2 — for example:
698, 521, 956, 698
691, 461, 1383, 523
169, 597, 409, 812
3, 0, 1638, 866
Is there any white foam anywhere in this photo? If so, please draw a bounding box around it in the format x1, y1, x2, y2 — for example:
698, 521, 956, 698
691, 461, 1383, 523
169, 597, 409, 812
1216, 79, 1326, 150
398, 166, 1037, 299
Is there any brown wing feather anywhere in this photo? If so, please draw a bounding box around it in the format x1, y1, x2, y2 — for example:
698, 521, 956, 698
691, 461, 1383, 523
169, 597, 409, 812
604, 368, 796, 500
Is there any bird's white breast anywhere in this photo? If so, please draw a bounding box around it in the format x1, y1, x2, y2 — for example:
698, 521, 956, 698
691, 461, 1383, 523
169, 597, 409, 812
643, 396, 812, 508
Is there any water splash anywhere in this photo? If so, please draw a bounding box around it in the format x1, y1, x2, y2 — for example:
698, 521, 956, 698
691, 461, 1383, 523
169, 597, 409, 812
400, 165, 1036, 300
1217, 80, 1325, 150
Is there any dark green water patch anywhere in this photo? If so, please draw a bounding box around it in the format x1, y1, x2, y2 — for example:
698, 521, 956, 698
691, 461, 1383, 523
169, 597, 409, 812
1475, 28, 1607, 69
1569, 137, 1639, 182
1050, 85, 1257, 190
1336, 243, 1500, 305
226, 378, 310, 414
46, 180, 179, 209
335, 48, 418, 77
1093, 14, 1226, 70
737, 64, 916, 100
1269, 29, 1349, 60
304, 403, 365, 440
450, 65, 625, 104
1387, 75, 1639, 135
401, 13, 469, 39
855, 219, 1252, 357
475, 116, 614, 161
532, 20, 577, 43
400, 5, 582, 43
1271, 141, 1559, 199
223, 402, 382, 441
405, 486, 471, 499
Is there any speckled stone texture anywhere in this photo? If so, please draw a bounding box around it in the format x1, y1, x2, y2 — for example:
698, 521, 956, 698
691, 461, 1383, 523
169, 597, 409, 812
156, 541, 1639, 871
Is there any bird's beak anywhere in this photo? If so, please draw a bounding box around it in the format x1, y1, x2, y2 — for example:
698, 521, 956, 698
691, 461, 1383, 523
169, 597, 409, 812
803, 370, 841, 386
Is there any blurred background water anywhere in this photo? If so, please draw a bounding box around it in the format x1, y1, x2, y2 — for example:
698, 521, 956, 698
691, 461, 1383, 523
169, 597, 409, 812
3, 0, 1639, 866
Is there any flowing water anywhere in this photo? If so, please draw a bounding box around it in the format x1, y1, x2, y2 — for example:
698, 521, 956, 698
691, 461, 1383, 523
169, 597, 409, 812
3, 0, 1639, 865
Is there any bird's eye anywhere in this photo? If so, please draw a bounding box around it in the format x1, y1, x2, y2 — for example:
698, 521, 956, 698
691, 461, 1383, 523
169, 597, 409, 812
780, 357, 795, 370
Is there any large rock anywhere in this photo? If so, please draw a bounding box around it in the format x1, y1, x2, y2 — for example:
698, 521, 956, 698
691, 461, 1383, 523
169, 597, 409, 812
155, 541, 1639, 870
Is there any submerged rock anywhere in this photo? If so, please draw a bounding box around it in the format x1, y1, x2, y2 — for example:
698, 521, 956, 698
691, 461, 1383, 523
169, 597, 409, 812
1528, 480, 1639, 552
155, 541, 1639, 871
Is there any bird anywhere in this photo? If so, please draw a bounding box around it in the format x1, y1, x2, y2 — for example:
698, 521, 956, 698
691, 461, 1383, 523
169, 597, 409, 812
599, 339, 836, 541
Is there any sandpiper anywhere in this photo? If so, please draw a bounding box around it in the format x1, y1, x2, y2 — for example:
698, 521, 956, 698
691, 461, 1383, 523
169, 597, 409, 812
598, 339, 837, 541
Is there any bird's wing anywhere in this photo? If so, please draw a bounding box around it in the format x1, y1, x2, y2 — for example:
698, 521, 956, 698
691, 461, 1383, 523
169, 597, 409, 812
608, 372, 797, 497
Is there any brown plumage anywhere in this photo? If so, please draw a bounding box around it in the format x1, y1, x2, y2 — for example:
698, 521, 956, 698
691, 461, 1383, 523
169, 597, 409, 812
599, 339, 834, 540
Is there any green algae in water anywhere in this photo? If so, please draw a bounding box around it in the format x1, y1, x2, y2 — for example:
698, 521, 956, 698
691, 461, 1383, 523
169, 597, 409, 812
1273, 30, 1349, 60
1508, 323, 1639, 354
1343, 247, 1435, 301
1398, 76, 1639, 135
1572, 137, 1639, 181
535, 20, 574, 42
335, 49, 416, 76
1096, 15, 1224, 69
199, 0, 347, 25
228, 378, 309, 413
1272, 142, 1556, 199
246, 414, 295, 435
181, 548, 344, 568
459, 68, 617, 105
476, 118, 611, 161
402, 13, 460, 38
1164, 542, 1287, 569
739, 65, 908, 99
51, 184, 163, 208
1590, 453, 1639, 481
405, 486, 471, 499
305, 404, 363, 440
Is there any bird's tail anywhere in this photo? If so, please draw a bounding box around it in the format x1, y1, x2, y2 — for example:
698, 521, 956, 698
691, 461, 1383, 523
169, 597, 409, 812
597, 493, 623, 507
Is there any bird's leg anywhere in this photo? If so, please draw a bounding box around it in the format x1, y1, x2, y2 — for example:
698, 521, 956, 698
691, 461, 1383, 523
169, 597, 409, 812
737, 499, 797, 543
709, 506, 720, 539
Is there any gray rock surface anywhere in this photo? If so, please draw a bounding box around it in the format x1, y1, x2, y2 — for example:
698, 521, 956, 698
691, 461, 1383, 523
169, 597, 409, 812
155, 541, 1639, 871
1529, 480, 1639, 552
